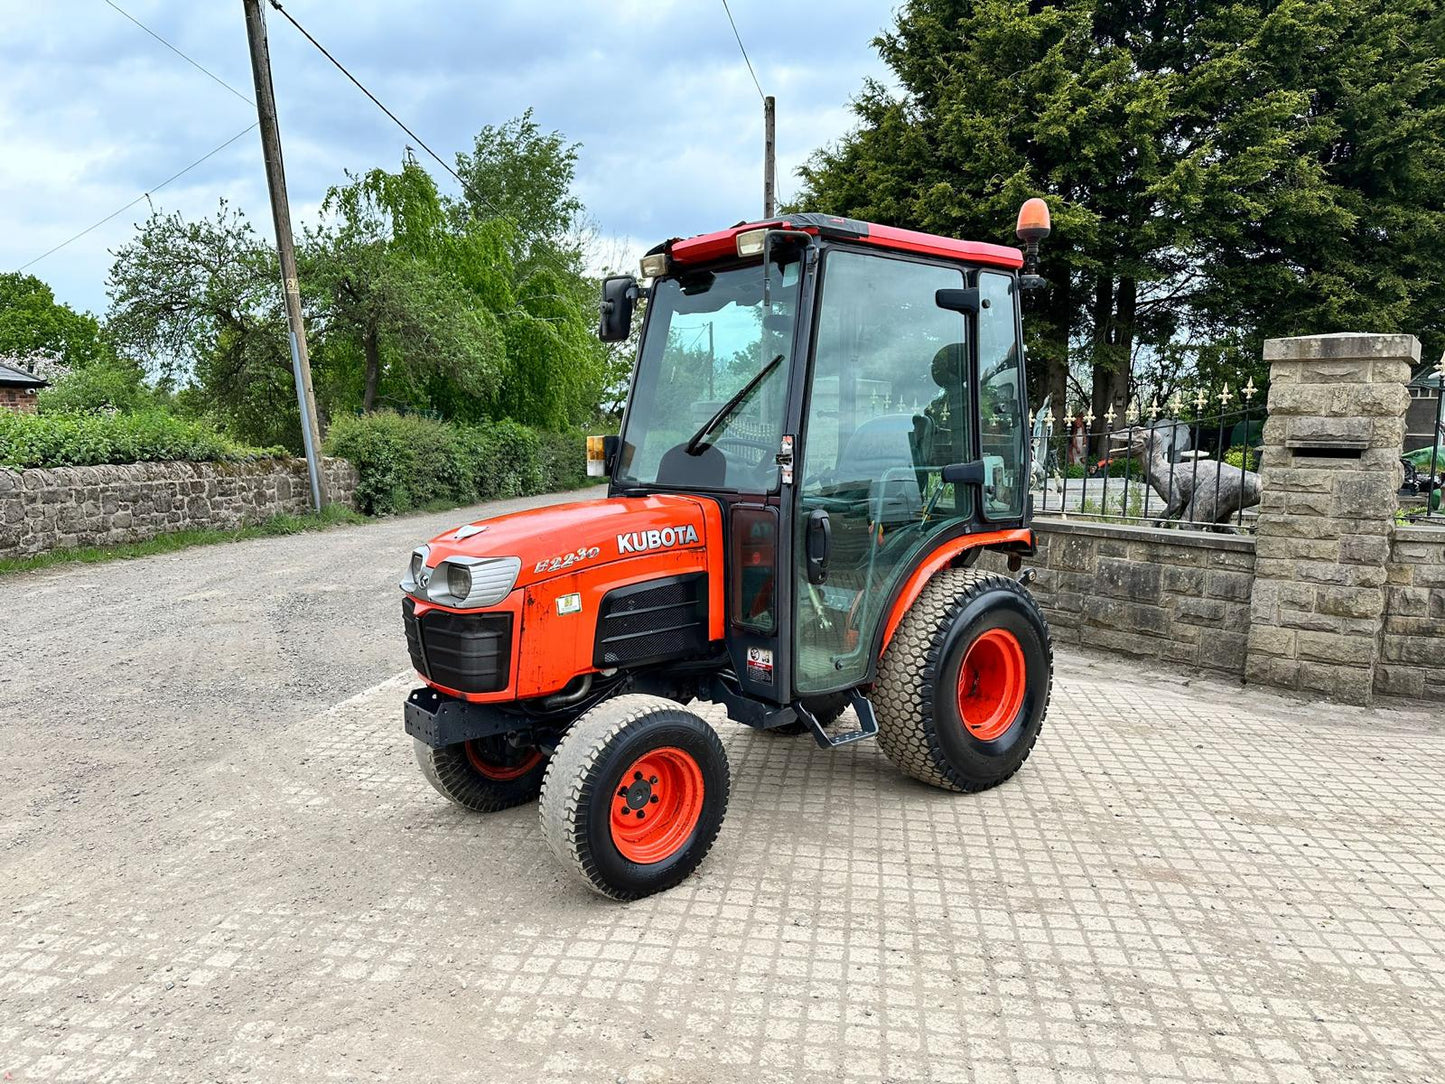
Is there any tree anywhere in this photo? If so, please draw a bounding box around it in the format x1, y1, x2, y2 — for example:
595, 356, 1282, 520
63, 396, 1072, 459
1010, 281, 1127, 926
796, 0, 1445, 437
0, 272, 108, 370
104, 115, 613, 443
308, 149, 610, 430
451, 109, 585, 270
106, 202, 300, 448
448, 111, 613, 428
306, 158, 508, 416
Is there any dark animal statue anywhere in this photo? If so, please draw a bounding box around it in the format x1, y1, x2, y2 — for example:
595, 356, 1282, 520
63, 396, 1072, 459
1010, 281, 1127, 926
1118, 427, 1262, 528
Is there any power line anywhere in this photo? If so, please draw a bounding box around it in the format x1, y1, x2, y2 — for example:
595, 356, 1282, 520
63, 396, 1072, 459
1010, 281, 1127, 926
263, 0, 581, 279
102, 0, 253, 106
720, 0, 765, 100
265, 0, 463, 192
14, 124, 258, 273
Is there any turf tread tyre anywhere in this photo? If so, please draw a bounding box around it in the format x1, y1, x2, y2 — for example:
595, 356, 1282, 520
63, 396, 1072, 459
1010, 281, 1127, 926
874, 569, 1051, 792
539, 694, 729, 901
414, 737, 546, 813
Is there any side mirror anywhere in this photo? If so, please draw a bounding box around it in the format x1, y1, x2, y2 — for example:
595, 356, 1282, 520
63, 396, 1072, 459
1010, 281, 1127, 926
597, 275, 638, 343
935, 287, 983, 315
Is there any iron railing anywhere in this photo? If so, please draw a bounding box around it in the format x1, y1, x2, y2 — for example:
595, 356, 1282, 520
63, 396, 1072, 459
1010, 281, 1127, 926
1401, 356, 1444, 524
1030, 381, 1265, 533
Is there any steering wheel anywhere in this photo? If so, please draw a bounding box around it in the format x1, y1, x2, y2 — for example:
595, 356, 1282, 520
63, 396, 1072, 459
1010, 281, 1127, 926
711, 437, 774, 463
710, 437, 777, 486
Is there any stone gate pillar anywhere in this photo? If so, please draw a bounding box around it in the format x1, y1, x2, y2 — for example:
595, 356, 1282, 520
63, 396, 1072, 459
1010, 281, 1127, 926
1244, 333, 1417, 704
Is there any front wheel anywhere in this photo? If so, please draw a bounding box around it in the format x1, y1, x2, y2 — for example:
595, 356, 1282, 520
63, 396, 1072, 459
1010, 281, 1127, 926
415, 734, 548, 813
539, 694, 729, 901
873, 569, 1051, 792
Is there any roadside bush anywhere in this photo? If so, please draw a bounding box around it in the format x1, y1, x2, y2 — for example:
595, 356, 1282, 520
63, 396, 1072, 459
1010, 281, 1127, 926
323, 411, 593, 516
536, 428, 590, 492
37, 361, 153, 416
0, 409, 283, 469
324, 412, 437, 516
472, 419, 545, 499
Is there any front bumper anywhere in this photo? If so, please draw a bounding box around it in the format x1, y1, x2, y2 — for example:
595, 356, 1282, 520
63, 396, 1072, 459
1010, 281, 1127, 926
403, 686, 522, 748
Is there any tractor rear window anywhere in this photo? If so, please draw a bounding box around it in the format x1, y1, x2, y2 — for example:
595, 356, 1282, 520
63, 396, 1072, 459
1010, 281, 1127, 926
615, 261, 801, 492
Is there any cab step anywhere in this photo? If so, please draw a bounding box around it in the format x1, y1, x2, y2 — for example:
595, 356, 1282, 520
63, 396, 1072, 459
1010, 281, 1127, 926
798, 690, 879, 749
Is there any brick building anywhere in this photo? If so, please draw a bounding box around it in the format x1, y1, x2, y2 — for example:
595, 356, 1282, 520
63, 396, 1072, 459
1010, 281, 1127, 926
0, 361, 46, 413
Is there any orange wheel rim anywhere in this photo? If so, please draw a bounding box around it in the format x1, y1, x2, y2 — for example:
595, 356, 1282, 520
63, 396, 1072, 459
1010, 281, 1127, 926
465, 739, 543, 781
956, 628, 1026, 741
609, 747, 705, 864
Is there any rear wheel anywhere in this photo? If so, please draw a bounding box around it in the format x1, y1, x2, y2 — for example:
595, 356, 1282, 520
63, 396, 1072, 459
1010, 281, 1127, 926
874, 569, 1051, 792
539, 694, 729, 901
414, 734, 547, 813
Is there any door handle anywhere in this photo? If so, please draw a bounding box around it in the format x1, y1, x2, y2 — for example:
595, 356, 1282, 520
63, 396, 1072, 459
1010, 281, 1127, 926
806, 508, 831, 584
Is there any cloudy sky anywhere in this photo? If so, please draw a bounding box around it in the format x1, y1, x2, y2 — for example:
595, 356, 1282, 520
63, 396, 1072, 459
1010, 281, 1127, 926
0, 1, 896, 317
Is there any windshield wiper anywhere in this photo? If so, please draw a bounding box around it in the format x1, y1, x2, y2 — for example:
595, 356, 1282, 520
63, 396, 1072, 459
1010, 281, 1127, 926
685, 354, 784, 456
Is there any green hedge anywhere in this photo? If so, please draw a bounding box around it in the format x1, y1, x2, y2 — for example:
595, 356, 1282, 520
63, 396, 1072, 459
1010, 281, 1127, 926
323, 411, 596, 515
0, 410, 284, 470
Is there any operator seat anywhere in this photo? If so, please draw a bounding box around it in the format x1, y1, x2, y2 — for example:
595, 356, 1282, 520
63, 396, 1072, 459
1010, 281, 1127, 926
833, 413, 931, 526
656, 441, 727, 488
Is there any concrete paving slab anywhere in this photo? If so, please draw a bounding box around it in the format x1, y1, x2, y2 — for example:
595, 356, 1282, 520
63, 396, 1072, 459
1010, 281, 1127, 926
4, 649, 1443, 1082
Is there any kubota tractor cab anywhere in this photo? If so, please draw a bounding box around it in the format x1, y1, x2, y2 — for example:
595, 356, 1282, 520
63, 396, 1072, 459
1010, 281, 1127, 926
401, 203, 1056, 900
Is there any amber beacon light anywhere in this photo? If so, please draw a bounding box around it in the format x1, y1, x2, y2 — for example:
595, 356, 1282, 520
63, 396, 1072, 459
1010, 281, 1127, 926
586, 435, 607, 477
1015, 197, 1051, 289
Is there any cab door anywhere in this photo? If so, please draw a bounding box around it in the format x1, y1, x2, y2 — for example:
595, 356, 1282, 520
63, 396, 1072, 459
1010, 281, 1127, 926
791, 250, 1023, 696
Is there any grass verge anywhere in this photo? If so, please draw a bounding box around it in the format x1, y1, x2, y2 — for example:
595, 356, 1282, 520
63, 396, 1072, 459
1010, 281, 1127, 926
0, 504, 367, 576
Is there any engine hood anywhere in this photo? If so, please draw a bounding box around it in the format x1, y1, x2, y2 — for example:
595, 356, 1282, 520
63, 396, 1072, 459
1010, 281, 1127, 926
422, 493, 715, 589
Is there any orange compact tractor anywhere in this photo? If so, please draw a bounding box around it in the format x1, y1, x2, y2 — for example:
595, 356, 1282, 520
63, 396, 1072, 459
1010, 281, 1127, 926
401, 203, 1055, 899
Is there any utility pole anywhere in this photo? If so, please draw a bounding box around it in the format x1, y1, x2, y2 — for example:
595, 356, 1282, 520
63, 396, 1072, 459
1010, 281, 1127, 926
242, 0, 326, 511
763, 95, 776, 219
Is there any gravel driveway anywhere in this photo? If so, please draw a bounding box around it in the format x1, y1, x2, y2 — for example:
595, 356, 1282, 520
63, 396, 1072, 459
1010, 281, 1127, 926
2, 488, 1443, 1082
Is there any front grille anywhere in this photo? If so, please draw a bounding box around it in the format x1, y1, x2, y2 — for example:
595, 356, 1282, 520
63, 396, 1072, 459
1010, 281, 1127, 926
594, 574, 709, 668
402, 597, 513, 693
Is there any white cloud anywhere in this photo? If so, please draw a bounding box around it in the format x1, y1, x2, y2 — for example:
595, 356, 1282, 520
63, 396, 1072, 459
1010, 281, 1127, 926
0, 0, 894, 315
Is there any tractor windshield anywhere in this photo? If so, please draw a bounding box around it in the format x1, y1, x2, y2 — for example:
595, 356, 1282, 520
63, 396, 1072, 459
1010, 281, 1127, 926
615, 259, 801, 491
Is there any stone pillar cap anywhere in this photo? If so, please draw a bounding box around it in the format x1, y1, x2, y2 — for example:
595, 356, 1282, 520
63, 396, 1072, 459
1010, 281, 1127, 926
1264, 332, 1420, 363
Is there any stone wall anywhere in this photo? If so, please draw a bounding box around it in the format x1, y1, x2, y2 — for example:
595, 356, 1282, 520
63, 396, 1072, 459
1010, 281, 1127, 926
981, 518, 1255, 676
972, 333, 1442, 706
1244, 334, 1416, 705
1376, 525, 1445, 698
983, 515, 1443, 703
0, 458, 358, 558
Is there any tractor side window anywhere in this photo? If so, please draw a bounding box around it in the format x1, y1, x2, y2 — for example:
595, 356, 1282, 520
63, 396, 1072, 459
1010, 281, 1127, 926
793, 249, 973, 695
977, 271, 1025, 519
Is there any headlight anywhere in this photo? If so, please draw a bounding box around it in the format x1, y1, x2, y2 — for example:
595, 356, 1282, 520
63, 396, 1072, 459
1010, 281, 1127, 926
430, 556, 521, 608
447, 563, 472, 599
